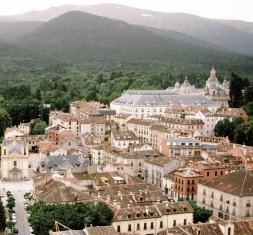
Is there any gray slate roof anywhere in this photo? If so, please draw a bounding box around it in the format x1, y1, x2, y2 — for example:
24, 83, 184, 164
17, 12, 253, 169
111, 90, 217, 107
40, 155, 90, 171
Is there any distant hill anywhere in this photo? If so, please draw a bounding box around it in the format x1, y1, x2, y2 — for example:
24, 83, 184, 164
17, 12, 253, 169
14, 11, 252, 68
3, 4, 253, 56
215, 19, 253, 34
0, 21, 44, 41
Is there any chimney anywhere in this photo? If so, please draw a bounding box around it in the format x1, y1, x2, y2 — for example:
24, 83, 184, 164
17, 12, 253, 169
145, 206, 149, 214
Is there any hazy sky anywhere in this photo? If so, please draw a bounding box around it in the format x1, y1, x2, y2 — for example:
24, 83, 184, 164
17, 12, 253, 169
1, 0, 253, 22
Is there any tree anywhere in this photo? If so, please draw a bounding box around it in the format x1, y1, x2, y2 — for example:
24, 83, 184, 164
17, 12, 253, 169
30, 119, 47, 135
6, 196, 15, 211
6, 220, 15, 233
214, 118, 235, 141
188, 200, 212, 223
28, 202, 114, 235
244, 85, 253, 104
0, 108, 11, 137
229, 73, 244, 108
0, 200, 6, 231
243, 101, 253, 116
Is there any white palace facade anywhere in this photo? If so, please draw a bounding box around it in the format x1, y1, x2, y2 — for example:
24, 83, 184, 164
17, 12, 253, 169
110, 67, 230, 118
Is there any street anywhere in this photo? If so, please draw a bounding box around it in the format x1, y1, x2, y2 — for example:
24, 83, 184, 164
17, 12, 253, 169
0, 180, 33, 235
0, 153, 41, 234
1, 180, 33, 235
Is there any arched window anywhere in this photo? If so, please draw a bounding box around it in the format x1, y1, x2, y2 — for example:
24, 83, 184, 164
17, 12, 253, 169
228, 227, 231, 235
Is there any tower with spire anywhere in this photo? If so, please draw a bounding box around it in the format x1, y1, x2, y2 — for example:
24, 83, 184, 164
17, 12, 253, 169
203, 66, 230, 107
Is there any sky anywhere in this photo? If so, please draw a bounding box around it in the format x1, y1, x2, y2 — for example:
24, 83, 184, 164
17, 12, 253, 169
1, 0, 253, 22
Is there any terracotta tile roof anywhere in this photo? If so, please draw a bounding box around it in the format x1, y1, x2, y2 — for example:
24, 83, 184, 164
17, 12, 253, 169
112, 201, 193, 222
166, 223, 223, 235
200, 169, 253, 197
149, 124, 172, 133
36, 179, 92, 203
145, 157, 177, 167
89, 172, 125, 186
111, 130, 138, 141
85, 226, 117, 235
126, 118, 156, 126
174, 167, 202, 178
155, 116, 204, 125
80, 117, 105, 124
50, 231, 85, 235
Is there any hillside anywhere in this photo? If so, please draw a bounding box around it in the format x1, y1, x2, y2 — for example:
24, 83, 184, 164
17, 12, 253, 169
0, 21, 44, 41
3, 4, 253, 56
0, 40, 33, 58
215, 19, 253, 34
14, 11, 253, 70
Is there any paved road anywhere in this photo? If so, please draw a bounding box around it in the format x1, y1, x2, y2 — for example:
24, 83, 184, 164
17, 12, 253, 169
0, 180, 33, 235
0, 153, 41, 234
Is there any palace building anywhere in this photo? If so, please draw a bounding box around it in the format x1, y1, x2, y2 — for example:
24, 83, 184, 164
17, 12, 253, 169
110, 67, 230, 117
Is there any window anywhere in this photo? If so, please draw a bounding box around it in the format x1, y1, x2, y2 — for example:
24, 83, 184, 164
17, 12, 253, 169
246, 200, 251, 207
150, 222, 154, 229
228, 227, 231, 235
117, 225, 120, 232
192, 180, 195, 184
128, 224, 131, 232
215, 171, 217, 176
136, 224, 140, 231
221, 171, 223, 176
207, 172, 209, 177
3, 149, 6, 155
144, 223, 147, 230
160, 221, 163, 228
14, 161, 17, 167
173, 220, 176, 227
184, 219, 187, 225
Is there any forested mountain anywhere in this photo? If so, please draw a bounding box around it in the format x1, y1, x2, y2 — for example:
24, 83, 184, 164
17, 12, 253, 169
0, 40, 33, 58
14, 11, 253, 68
215, 19, 253, 34
2, 4, 253, 55
0, 21, 44, 41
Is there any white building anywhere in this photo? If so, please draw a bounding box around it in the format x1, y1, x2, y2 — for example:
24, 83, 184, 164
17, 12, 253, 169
197, 169, 253, 220
112, 201, 193, 235
110, 67, 228, 117
111, 130, 139, 149
144, 157, 183, 188
80, 118, 106, 140
1, 139, 29, 180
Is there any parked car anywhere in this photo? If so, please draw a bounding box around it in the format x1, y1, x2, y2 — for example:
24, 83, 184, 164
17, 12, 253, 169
13, 227, 18, 233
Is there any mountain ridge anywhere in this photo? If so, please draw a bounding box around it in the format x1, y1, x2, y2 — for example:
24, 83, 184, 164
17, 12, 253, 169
13, 11, 253, 71
1, 4, 253, 56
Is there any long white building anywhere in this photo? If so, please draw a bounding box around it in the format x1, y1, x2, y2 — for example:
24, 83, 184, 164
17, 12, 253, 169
110, 67, 229, 117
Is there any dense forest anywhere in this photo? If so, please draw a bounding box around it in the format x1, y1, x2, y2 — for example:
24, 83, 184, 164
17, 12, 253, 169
0, 57, 253, 133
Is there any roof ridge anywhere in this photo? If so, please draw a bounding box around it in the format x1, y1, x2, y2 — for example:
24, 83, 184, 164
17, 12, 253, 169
240, 170, 248, 197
